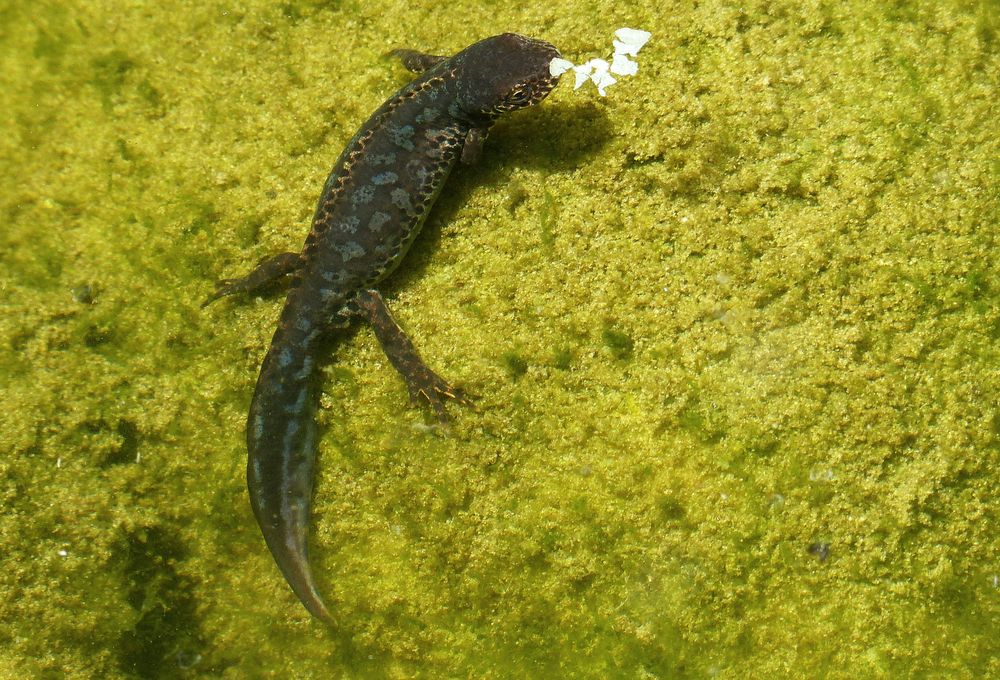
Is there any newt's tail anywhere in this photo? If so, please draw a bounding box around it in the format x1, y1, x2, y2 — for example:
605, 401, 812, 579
246, 321, 333, 623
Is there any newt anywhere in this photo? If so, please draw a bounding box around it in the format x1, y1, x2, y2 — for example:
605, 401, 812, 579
205, 33, 562, 622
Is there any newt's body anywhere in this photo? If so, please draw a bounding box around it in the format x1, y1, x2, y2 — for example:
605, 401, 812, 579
206, 34, 561, 622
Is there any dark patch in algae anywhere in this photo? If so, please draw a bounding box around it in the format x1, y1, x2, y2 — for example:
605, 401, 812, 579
115, 526, 214, 677
601, 322, 634, 360
503, 351, 529, 380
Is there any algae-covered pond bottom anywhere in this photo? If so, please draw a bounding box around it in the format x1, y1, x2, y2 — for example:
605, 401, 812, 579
0, 0, 997, 677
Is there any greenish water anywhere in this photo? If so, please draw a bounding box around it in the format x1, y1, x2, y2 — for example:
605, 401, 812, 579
1, 0, 998, 677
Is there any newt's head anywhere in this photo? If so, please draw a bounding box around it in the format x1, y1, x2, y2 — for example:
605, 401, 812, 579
454, 33, 561, 119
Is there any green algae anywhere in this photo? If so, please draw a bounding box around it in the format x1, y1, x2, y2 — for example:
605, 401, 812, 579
1, 0, 998, 677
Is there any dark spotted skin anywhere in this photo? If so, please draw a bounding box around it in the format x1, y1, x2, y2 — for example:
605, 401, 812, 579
205, 34, 561, 623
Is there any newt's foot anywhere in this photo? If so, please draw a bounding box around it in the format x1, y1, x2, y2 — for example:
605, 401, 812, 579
201, 277, 249, 307
404, 368, 475, 423
349, 288, 476, 423
387, 49, 446, 73
201, 252, 302, 308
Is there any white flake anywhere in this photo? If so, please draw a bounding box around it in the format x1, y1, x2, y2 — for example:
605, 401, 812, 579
613, 28, 652, 55
610, 53, 638, 77
585, 59, 617, 96
549, 57, 574, 77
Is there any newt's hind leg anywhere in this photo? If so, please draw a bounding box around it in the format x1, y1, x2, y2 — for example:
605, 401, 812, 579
348, 289, 473, 422
387, 49, 446, 73
202, 252, 303, 307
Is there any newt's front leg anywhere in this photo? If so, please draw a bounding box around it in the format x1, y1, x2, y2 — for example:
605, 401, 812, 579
461, 127, 490, 165
348, 289, 473, 422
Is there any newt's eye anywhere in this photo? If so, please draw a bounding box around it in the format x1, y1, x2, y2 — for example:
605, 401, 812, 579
507, 85, 532, 106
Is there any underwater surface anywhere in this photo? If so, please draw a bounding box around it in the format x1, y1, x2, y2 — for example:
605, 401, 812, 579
1, 0, 997, 677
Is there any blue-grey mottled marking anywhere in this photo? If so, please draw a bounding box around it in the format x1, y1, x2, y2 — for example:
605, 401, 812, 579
388, 124, 416, 150
351, 186, 374, 207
